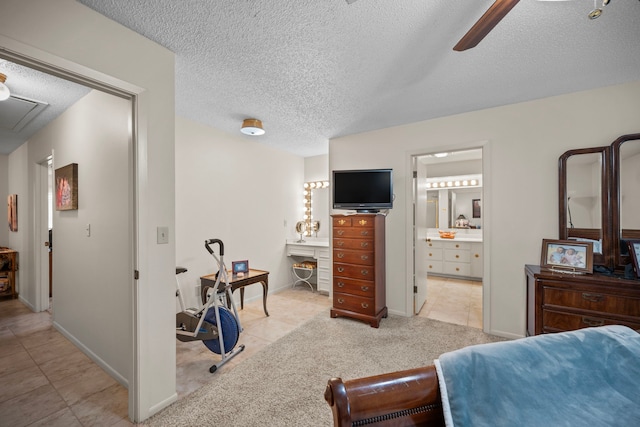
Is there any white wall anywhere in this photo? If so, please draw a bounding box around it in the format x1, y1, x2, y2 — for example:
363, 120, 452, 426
0, 155, 7, 246
0, 0, 176, 420
175, 116, 304, 310
330, 79, 640, 338
6, 145, 28, 296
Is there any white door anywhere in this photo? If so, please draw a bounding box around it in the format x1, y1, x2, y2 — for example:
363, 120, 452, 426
413, 158, 428, 314
36, 157, 52, 312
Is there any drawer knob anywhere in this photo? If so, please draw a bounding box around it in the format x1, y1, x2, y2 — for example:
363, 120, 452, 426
360, 231, 369, 236
338, 298, 345, 304
429, 253, 433, 256
360, 242, 369, 248
338, 219, 346, 225
582, 317, 605, 327
337, 241, 344, 247
582, 293, 604, 303
361, 302, 369, 309
475, 254, 480, 258
337, 230, 344, 236
428, 243, 433, 247
428, 265, 433, 269
455, 244, 460, 248
361, 286, 369, 292
360, 269, 369, 276
358, 220, 368, 226
455, 268, 460, 271
337, 267, 344, 273
360, 255, 369, 261
337, 253, 344, 259
455, 255, 460, 259
337, 282, 345, 288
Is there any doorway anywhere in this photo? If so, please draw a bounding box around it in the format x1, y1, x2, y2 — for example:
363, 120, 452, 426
412, 148, 484, 329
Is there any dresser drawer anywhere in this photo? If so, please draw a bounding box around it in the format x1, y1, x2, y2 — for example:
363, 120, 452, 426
426, 239, 444, 249
334, 277, 375, 297
333, 238, 374, 251
334, 263, 374, 280
334, 249, 374, 266
443, 241, 470, 250
426, 261, 443, 273
443, 262, 471, 276
444, 249, 470, 263
333, 217, 353, 227
334, 228, 375, 239
543, 309, 640, 332
543, 287, 640, 317
333, 292, 376, 316
426, 249, 443, 261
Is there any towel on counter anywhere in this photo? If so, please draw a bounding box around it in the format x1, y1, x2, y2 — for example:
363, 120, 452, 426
434, 325, 640, 427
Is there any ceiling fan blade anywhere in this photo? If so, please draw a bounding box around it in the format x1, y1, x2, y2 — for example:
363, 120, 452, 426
453, 0, 520, 52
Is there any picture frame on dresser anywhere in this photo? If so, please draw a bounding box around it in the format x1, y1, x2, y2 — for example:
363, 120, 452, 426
627, 240, 640, 279
540, 239, 593, 274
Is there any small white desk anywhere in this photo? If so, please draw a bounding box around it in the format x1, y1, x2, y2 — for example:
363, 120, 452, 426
286, 239, 330, 294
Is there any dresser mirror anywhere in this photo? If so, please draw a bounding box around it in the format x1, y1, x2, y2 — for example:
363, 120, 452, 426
611, 134, 640, 270
559, 146, 610, 267
560, 133, 640, 273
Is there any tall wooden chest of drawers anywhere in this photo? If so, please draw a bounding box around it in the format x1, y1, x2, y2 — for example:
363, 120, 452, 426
525, 264, 640, 336
331, 214, 387, 328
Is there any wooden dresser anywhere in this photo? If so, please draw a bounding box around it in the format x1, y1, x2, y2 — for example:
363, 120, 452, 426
525, 264, 640, 336
331, 214, 387, 328
0, 248, 18, 299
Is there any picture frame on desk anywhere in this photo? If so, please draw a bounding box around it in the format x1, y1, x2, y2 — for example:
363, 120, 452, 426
627, 240, 640, 279
540, 239, 593, 274
232, 260, 249, 276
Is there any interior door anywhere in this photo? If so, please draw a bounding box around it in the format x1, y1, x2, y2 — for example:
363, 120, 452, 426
414, 158, 428, 314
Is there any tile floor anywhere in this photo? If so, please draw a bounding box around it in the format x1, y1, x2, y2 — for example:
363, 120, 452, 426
418, 275, 483, 329
0, 277, 480, 426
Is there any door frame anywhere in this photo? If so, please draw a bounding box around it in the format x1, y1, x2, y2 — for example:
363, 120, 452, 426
0, 43, 142, 421
405, 141, 492, 332
35, 156, 52, 312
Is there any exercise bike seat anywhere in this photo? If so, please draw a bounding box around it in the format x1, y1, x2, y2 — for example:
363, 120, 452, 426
176, 267, 188, 275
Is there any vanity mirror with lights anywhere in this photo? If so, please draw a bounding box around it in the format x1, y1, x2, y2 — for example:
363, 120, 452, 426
526, 133, 640, 336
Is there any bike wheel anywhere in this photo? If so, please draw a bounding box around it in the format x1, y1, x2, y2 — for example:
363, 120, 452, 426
202, 305, 239, 355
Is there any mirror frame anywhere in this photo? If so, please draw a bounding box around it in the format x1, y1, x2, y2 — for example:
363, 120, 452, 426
558, 146, 611, 268
611, 133, 640, 270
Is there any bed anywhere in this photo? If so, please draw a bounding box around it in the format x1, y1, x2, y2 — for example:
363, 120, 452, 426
324, 325, 640, 427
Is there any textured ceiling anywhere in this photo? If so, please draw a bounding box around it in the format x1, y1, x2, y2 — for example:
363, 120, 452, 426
3, 1, 640, 157
0, 61, 90, 155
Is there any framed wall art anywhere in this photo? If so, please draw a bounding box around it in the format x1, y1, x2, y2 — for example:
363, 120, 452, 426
540, 239, 593, 274
7, 194, 17, 232
55, 163, 78, 211
472, 199, 481, 218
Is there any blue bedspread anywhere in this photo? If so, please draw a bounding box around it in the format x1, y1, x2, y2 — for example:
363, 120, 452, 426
434, 325, 640, 427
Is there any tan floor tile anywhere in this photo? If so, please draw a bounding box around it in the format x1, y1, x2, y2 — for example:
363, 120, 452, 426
0, 365, 50, 403
53, 363, 118, 406
26, 407, 83, 427
0, 384, 67, 427
39, 350, 94, 383
0, 347, 37, 378
27, 336, 80, 365
70, 383, 128, 427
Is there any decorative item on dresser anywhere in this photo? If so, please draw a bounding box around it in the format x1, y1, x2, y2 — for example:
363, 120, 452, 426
331, 214, 387, 328
525, 265, 640, 336
0, 248, 18, 299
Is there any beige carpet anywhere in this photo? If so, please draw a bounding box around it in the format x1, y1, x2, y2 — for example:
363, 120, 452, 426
146, 310, 504, 427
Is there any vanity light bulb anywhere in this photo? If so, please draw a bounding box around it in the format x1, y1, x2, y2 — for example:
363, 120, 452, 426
471, 179, 478, 185
439, 182, 446, 187
426, 183, 432, 189
304, 183, 309, 188
447, 181, 453, 187
303, 190, 308, 196
454, 181, 461, 186
462, 180, 469, 186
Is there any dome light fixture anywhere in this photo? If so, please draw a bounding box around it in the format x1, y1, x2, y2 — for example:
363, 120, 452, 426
240, 118, 265, 136
0, 73, 11, 101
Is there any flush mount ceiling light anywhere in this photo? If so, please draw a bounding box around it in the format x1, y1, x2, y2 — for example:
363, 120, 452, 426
240, 118, 265, 136
0, 73, 10, 101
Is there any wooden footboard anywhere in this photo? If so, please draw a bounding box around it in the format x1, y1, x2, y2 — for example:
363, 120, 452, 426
324, 365, 445, 427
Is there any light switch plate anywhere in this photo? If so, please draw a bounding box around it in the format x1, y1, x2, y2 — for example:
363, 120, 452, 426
157, 226, 169, 244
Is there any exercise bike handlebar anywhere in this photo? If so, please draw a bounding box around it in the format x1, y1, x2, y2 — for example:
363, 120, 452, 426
204, 239, 224, 256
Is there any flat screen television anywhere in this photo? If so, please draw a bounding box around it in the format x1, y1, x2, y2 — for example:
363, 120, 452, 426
332, 168, 393, 212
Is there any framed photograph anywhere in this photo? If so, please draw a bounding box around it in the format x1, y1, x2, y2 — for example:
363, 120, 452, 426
55, 163, 78, 211
540, 239, 593, 274
232, 260, 249, 275
7, 194, 17, 232
627, 240, 640, 279
472, 199, 481, 218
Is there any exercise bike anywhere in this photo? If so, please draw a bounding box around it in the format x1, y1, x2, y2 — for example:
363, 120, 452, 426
175, 238, 244, 373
